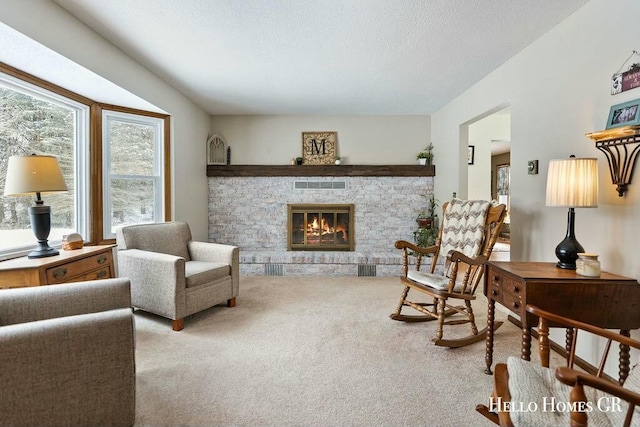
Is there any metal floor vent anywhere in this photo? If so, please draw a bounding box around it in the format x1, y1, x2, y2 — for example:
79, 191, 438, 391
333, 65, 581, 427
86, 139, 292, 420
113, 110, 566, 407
264, 263, 284, 276
294, 181, 346, 190
358, 264, 376, 277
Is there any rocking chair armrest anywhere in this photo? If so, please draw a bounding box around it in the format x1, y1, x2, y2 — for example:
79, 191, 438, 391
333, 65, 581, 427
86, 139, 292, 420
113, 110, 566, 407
446, 250, 488, 266
395, 240, 438, 256
556, 367, 640, 407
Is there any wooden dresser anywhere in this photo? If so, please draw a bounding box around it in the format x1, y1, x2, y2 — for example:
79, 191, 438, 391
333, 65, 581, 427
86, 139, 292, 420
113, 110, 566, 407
0, 245, 115, 289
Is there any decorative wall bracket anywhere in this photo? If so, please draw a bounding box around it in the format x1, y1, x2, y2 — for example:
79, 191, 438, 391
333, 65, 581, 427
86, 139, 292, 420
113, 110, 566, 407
586, 125, 640, 197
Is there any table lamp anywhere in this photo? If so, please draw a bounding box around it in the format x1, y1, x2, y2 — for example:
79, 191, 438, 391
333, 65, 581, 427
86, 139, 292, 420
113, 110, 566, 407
3, 154, 68, 258
545, 156, 598, 269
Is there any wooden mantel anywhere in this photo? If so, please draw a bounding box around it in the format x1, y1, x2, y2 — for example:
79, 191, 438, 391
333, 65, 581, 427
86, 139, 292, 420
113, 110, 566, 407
206, 164, 435, 177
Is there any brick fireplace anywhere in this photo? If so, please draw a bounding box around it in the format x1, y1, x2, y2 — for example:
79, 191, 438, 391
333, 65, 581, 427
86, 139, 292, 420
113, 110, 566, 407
207, 165, 434, 276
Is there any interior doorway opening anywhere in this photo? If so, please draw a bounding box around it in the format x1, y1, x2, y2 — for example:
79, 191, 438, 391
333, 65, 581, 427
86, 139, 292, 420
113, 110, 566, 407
465, 106, 511, 261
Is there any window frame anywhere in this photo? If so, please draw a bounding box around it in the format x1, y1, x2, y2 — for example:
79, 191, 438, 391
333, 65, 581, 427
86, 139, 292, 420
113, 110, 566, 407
101, 108, 168, 240
0, 62, 171, 253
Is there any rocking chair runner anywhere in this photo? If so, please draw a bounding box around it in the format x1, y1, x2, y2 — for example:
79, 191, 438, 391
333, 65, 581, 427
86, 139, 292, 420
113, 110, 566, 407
391, 198, 506, 348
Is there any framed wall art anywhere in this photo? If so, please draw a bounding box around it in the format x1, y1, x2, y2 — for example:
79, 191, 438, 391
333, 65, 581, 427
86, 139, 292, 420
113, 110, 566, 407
468, 145, 475, 165
606, 98, 640, 129
301, 131, 337, 165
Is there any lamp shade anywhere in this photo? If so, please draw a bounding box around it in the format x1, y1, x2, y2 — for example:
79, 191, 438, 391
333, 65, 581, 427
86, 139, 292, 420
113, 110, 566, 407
546, 157, 598, 208
3, 155, 68, 196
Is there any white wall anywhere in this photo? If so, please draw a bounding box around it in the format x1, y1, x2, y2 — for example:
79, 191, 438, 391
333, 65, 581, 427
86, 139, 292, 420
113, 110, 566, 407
468, 113, 511, 200
211, 115, 430, 165
432, 0, 640, 282
0, 0, 212, 240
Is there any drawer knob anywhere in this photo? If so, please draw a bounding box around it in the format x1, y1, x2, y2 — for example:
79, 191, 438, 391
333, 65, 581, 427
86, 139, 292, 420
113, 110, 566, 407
512, 302, 519, 309
491, 290, 498, 296
97, 256, 107, 264
513, 286, 520, 293
96, 270, 108, 279
53, 268, 67, 279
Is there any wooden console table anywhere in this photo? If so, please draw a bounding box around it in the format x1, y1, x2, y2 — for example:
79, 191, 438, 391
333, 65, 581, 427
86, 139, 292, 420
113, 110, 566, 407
0, 245, 115, 289
484, 261, 640, 379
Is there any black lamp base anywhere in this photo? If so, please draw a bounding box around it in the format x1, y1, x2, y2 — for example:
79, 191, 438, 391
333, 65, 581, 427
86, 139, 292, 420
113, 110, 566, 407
28, 205, 59, 259
555, 208, 584, 270
555, 238, 584, 269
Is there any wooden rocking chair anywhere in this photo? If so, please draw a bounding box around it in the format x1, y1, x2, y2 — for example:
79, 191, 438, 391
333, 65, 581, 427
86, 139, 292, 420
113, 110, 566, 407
391, 198, 506, 348
477, 305, 640, 427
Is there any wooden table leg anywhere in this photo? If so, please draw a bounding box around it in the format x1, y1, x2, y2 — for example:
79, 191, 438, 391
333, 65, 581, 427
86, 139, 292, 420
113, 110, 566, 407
485, 298, 496, 375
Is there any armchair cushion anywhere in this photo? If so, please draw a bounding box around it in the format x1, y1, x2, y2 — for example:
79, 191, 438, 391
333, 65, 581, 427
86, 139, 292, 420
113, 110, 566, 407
185, 261, 230, 288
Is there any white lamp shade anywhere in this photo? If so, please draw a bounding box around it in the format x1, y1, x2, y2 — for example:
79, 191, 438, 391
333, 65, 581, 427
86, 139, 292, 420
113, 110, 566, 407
3, 155, 68, 196
546, 157, 598, 207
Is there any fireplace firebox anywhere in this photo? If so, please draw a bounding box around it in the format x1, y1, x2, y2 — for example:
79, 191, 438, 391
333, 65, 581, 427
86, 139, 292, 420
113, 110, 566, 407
287, 204, 354, 251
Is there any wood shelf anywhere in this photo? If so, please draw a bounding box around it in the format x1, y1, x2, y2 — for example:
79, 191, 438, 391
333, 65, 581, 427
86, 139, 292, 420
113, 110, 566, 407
206, 164, 435, 177
586, 125, 640, 141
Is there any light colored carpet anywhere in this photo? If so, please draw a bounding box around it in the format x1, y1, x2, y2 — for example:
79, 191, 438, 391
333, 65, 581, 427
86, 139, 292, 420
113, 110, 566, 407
133, 276, 536, 426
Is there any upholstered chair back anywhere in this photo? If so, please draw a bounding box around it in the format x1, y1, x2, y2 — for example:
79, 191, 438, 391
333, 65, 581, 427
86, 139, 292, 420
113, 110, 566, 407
116, 221, 192, 261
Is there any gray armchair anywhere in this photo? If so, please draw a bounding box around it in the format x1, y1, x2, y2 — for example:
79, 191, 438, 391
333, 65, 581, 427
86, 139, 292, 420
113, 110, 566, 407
116, 221, 239, 331
0, 278, 135, 426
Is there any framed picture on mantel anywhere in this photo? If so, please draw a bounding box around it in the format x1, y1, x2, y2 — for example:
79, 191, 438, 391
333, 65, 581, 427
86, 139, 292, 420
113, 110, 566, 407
301, 131, 337, 165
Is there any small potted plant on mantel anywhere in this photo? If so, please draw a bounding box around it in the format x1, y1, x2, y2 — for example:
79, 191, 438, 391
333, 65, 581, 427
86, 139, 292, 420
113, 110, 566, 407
416, 143, 434, 165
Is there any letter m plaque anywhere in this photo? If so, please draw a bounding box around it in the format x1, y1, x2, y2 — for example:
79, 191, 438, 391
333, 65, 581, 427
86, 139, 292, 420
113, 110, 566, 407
302, 131, 337, 165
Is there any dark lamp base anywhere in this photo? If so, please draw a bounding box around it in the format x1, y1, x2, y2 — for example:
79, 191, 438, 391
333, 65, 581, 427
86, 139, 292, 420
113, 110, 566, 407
554, 208, 584, 270
556, 260, 578, 270
28, 246, 59, 259
28, 204, 59, 259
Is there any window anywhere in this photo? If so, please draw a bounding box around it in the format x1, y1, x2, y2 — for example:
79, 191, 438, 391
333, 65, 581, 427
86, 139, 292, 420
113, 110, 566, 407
102, 110, 165, 239
0, 63, 171, 258
0, 72, 89, 258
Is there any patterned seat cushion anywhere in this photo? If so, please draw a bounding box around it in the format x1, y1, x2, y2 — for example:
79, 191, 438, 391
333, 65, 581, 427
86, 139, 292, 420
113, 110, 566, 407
406, 270, 466, 292
506, 356, 640, 427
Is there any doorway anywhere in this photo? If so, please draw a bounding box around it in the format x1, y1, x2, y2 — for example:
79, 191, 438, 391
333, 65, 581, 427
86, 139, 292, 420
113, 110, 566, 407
466, 107, 511, 260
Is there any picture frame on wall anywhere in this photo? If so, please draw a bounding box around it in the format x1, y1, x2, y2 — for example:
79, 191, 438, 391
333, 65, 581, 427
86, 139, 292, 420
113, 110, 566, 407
301, 131, 337, 165
606, 98, 640, 129
468, 145, 475, 165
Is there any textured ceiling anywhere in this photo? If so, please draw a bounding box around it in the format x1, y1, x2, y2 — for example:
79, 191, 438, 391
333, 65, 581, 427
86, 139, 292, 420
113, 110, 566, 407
52, 0, 588, 115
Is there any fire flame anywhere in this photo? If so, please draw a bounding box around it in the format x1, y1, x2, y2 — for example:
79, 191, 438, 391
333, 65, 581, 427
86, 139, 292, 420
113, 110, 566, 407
306, 216, 347, 240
